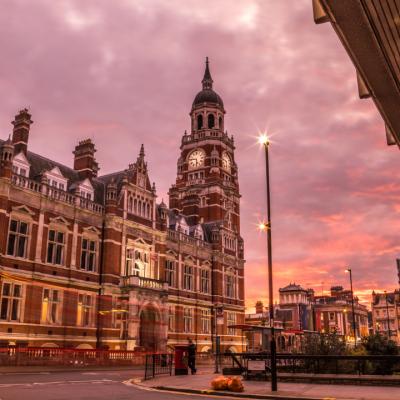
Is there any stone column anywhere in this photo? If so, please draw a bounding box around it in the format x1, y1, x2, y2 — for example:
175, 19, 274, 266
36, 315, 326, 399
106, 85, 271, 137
70, 221, 78, 268
34, 212, 44, 262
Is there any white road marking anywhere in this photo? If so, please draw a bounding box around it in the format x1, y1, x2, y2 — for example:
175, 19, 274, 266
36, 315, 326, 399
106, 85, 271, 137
0, 379, 119, 388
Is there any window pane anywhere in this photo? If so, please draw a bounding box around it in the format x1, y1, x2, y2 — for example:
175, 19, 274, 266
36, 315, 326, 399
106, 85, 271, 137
51, 303, 57, 323
82, 239, 88, 250
2, 283, 11, 296
7, 234, 15, 255
89, 241, 95, 251
52, 290, 58, 302
55, 245, 63, 264
10, 220, 17, 232
13, 285, 21, 297
43, 289, 49, 300
89, 253, 95, 271
19, 222, 28, 235
57, 232, 64, 243
47, 243, 54, 263
49, 230, 55, 242
11, 299, 19, 320
0, 298, 8, 319
80, 251, 86, 269
17, 236, 26, 257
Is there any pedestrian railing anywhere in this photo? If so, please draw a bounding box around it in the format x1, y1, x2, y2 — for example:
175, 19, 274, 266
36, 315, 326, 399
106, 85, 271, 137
219, 352, 400, 377
144, 353, 173, 380
0, 347, 148, 367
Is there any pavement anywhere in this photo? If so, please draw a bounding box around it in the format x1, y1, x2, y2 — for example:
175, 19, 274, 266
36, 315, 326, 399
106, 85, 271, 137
137, 371, 400, 400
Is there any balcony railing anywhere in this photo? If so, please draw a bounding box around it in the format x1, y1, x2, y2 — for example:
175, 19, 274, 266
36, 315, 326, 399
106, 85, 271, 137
167, 229, 211, 249
11, 174, 104, 215
122, 275, 167, 291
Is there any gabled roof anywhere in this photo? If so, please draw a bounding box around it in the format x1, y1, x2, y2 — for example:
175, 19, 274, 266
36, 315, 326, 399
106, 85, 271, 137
279, 283, 306, 293
0, 139, 105, 205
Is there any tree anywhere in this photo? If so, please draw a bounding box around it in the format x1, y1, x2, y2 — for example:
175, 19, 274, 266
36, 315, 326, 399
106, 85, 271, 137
361, 333, 399, 375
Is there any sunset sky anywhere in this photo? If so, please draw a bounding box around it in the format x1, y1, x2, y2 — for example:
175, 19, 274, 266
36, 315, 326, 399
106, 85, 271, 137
1, 0, 399, 309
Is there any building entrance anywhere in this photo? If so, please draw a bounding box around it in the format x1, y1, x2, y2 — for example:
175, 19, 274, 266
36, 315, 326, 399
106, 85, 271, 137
139, 307, 158, 351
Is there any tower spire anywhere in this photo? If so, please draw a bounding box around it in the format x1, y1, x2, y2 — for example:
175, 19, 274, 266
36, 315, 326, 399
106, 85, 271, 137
202, 57, 213, 90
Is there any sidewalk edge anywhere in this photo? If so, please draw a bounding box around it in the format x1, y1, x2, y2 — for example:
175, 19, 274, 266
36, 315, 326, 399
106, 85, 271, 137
153, 385, 334, 400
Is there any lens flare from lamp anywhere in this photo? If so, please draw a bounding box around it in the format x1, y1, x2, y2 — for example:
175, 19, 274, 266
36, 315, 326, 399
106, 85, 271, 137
258, 222, 268, 231
258, 134, 270, 145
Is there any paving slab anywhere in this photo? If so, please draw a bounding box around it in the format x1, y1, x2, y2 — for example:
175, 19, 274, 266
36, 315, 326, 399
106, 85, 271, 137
138, 373, 400, 400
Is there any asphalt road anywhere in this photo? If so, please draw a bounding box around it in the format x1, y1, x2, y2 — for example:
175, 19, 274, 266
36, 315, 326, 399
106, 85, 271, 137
0, 369, 237, 400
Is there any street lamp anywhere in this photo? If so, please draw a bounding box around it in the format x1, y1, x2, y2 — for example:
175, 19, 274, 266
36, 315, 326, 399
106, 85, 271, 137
345, 269, 357, 347
258, 133, 277, 392
384, 291, 391, 338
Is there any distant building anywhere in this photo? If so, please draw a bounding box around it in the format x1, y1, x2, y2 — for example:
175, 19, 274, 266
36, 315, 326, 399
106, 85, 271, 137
246, 283, 369, 351
314, 286, 369, 343
245, 283, 315, 352
371, 290, 400, 345
278, 283, 314, 332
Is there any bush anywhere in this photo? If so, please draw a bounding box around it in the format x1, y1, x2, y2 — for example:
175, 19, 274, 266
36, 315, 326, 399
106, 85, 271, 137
361, 333, 399, 375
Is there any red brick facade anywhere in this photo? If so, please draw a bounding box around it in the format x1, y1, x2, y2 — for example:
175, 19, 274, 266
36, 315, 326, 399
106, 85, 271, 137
0, 61, 245, 352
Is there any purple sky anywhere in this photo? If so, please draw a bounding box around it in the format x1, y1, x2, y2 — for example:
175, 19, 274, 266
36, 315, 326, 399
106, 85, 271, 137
1, 0, 399, 309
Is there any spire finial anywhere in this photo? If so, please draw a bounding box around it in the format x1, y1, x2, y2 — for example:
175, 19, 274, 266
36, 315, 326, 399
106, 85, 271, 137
139, 144, 145, 157
202, 57, 213, 90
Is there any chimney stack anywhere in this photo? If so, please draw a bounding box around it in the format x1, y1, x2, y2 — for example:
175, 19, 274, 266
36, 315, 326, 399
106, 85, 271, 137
255, 301, 264, 314
12, 108, 33, 155
73, 139, 99, 179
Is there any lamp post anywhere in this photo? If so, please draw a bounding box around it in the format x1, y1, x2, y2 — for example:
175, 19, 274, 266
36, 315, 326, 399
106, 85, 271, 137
258, 134, 277, 392
384, 291, 391, 338
345, 268, 357, 347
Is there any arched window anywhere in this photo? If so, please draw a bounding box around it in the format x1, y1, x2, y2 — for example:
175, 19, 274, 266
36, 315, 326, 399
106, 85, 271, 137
208, 114, 215, 128
147, 203, 151, 219
138, 201, 142, 216
128, 197, 133, 213
197, 115, 203, 130
219, 116, 223, 130
134, 199, 137, 214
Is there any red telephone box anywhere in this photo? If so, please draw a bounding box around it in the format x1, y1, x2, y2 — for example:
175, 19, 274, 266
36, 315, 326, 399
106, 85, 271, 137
174, 345, 189, 375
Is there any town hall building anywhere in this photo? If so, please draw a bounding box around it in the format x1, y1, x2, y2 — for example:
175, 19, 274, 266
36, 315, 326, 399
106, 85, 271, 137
0, 60, 245, 352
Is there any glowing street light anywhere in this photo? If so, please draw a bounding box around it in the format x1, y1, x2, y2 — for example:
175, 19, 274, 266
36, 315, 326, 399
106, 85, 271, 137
258, 133, 270, 146
258, 133, 277, 392
258, 221, 269, 231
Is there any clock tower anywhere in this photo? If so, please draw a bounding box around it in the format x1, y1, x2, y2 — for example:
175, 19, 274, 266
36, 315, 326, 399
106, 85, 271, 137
169, 58, 241, 242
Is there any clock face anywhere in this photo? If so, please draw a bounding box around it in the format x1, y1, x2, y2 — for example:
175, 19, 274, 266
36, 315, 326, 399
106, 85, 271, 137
221, 151, 231, 172
188, 149, 205, 170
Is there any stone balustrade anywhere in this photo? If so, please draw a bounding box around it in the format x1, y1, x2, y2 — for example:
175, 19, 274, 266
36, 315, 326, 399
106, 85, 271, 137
11, 173, 104, 215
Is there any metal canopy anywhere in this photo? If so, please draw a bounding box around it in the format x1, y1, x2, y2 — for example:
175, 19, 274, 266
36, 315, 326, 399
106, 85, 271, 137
313, 0, 400, 148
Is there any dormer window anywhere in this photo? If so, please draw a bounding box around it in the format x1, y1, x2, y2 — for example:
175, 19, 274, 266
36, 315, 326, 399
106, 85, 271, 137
77, 178, 94, 201
12, 152, 30, 177
44, 167, 68, 192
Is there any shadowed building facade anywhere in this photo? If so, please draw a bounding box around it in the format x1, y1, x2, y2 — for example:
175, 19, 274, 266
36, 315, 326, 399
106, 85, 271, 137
0, 60, 245, 352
